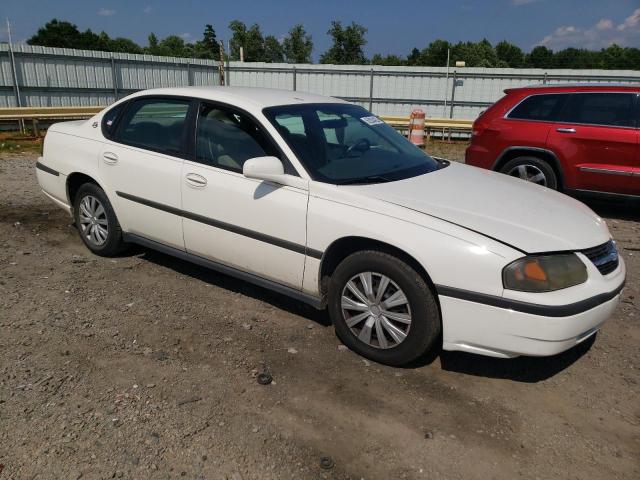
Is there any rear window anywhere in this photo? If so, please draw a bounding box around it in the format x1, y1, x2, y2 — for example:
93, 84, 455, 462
558, 93, 636, 128
507, 93, 569, 121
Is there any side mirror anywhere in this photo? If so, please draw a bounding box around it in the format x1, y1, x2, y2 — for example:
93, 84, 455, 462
242, 156, 308, 190
243, 156, 285, 182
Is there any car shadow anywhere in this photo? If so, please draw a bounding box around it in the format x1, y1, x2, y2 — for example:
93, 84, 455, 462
131, 245, 331, 327
436, 334, 596, 383
577, 195, 640, 222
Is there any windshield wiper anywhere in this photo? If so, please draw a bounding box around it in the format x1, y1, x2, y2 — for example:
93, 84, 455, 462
337, 175, 394, 185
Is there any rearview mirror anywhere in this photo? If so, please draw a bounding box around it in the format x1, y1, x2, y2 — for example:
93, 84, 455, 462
242, 156, 307, 190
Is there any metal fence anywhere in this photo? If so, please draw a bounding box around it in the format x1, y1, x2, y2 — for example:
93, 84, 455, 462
0, 44, 220, 109
2, 44, 640, 120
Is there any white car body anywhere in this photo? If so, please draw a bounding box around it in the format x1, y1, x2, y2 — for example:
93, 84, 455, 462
36, 87, 626, 359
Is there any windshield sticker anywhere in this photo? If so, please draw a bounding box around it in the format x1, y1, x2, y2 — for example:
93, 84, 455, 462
360, 116, 384, 126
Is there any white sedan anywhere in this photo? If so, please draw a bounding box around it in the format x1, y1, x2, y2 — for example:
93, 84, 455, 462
36, 87, 626, 365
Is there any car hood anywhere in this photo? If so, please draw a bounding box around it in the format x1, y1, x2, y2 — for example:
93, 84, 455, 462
348, 162, 610, 253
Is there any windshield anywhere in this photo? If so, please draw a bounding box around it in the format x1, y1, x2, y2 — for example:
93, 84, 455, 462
263, 103, 443, 184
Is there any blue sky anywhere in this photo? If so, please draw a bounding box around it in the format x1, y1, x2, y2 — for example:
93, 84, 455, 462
3, 0, 640, 59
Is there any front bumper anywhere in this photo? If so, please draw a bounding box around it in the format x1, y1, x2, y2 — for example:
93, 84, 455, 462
439, 257, 626, 358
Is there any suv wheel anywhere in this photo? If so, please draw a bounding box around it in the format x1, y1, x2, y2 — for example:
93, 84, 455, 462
500, 156, 559, 190
73, 183, 125, 256
328, 251, 440, 366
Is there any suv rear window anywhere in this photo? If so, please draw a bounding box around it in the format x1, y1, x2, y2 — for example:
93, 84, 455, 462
507, 94, 569, 121
558, 93, 636, 128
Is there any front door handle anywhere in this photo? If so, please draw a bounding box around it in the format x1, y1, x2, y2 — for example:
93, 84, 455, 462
103, 152, 118, 164
556, 128, 576, 133
185, 173, 207, 188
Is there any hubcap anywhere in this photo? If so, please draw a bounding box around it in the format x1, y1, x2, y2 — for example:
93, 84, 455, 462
341, 272, 412, 349
78, 195, 108, 246
507, 164, 547, 186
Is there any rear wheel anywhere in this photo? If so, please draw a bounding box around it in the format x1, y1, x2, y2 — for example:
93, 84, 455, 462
500, 156, 559, 190
73, 183, 125, 257
328, 251, 440, 366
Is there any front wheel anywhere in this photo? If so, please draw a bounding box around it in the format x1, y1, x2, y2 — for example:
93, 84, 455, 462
73, 183, 126, 257
328, 251, 441, 366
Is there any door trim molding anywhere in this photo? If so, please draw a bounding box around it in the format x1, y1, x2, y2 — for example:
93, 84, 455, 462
116, 191, 324, 259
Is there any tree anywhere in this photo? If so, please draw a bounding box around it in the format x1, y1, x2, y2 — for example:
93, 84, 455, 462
495, 40, 524, 68
229, 20, 265, 61
406, 47, 420, 66
371, 53, 405, 66
526, 46, 554, 68
28, 18, 143, 54
320, 21, 367, 64
264, 36, 284, 63
283, 24, 313, 63
419, 39, 450, 66
28, 19, 84, 48
193, 24, 217, 59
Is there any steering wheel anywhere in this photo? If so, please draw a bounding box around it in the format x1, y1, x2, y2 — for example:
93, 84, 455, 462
345, 138, 371, 157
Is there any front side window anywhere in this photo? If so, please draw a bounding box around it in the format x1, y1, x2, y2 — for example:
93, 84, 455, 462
507, 94, 569, 122
264, 103, 442, 184
114, 98, 190, 155
195, 103, 278, 173
559, 93, 636, 128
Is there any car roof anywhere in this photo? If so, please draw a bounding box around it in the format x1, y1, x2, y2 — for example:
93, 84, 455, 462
126, 86, 348, 109
504, 83, 640, 94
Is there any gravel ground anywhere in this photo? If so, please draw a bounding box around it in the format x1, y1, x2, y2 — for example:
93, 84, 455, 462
1, 152, 639, 480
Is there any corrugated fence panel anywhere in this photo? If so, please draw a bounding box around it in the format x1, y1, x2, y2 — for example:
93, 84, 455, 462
1, 44, 639, 117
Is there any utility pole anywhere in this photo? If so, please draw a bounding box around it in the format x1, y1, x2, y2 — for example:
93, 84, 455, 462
6, 18, 25, 133
218, 40, 226, 86
443, 48, 450, 118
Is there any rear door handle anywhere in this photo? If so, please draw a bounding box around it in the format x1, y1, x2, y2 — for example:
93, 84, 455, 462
185, 173, 207, 188
556, 128, 576, 133
103, 152, 119, 164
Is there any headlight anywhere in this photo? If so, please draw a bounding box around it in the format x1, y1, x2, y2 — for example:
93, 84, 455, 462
503, 254, 587, 292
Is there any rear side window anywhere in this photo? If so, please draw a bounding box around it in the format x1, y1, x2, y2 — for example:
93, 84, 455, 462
101, 102, 126, 139
115, 98, 190, 155
507, 94, 569, 121
559, 93, 636, 128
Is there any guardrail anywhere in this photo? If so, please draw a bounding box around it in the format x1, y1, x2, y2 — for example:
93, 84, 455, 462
0, 106, 472, 140
379, 115, 473, 141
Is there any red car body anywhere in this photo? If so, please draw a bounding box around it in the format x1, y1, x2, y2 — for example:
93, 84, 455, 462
465, 84, 640, 198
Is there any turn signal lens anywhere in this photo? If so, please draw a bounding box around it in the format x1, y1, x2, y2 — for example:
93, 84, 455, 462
503, 254, 587, 292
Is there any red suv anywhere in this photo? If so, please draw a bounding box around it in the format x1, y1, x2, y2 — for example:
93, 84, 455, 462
466, 85, 639, 198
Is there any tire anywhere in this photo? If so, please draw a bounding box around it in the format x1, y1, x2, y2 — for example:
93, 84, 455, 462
73, 183, 125, 257
328, 250, 441, 366
500, 156, 559, 190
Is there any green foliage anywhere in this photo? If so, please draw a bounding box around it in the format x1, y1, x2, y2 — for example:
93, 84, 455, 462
370, 54, 405, 66
320, 21, 368, 64
25, 19, 640, 69
264, 36, 284, 63
283, 24, 313, 63
229, 20, 265, 62
27, 19, 143, 53
525, 46, 554, 68
496, 41, 524, 68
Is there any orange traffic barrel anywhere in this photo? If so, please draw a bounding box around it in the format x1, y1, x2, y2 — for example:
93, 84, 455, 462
408, 109, 425, 147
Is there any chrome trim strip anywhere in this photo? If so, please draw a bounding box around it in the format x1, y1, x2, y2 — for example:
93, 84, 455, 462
579, 167, 639, 177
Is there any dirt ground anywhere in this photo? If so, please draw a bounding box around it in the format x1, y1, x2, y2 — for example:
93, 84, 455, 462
1, 148, 639, 480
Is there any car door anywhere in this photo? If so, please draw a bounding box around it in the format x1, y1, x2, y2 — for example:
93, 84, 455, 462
99, 96, 193, 250
181, 101, 308, 289
547, 92, 639, 195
